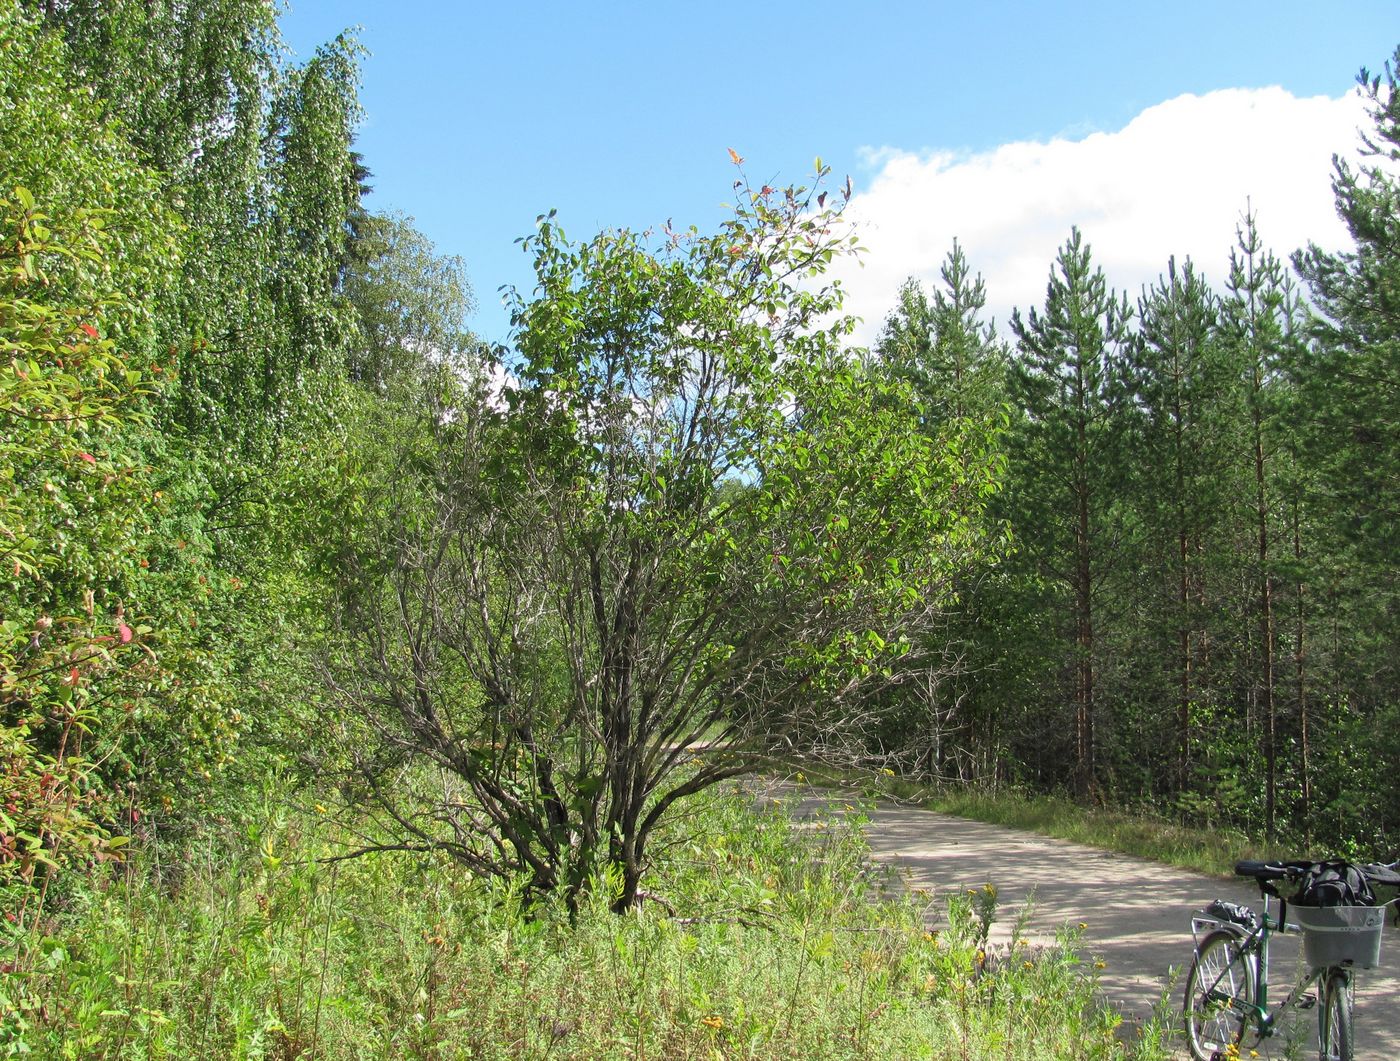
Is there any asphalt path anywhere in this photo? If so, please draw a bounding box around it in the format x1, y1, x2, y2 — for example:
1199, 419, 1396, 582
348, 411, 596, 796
761, 783, 1400, 1060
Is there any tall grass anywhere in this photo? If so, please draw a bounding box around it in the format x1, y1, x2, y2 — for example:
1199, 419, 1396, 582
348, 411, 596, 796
801, 766, 1280, 877
927, 789, 1279, 878
0, 788, 1169, 1059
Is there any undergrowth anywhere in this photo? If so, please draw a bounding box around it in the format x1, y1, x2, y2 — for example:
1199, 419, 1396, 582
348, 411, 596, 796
0, 787, 1170, 1059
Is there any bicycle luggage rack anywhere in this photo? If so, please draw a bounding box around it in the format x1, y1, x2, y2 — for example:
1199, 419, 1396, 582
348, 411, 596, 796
1190, 912, 1224, 949
1191, 899, 1259, 948
1291, 905, 1386, 970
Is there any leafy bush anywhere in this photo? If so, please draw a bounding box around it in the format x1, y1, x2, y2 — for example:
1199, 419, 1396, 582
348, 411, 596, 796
0, 2, 259, 911
0, 182, 177, 898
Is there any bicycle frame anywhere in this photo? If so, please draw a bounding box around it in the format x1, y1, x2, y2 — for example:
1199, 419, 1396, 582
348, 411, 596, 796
1191, 891, 1337, 1042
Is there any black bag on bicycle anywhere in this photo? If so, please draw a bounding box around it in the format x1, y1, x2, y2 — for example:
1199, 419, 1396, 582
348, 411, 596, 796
1292, 859, 1375, 908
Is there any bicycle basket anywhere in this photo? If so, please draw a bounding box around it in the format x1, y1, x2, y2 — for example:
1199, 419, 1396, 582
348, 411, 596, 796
1291, 904, 1386, 970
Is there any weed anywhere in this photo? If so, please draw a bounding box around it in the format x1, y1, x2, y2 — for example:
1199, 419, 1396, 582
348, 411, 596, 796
0, 785, 1167, 1059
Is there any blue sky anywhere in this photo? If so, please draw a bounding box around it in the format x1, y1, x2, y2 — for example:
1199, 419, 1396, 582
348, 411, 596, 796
280, 2, 1400, 347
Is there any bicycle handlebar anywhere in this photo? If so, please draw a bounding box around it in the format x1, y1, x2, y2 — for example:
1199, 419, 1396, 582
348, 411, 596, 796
1234, 859, 1307, 881
1234, 858, 1400, 896
1359, 861, 1400, 888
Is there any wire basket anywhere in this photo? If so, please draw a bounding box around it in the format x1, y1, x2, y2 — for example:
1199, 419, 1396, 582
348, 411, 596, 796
1291, 905, 1386, 970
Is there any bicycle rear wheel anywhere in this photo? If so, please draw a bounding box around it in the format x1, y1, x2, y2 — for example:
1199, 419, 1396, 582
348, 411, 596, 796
1183, 929, 1258, 1061
1318, 970, 1353, 1061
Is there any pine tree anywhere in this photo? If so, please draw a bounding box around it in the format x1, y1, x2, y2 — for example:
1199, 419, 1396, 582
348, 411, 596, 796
1008, 229, 1132, 798
876, 241, 1007, 431
873, 244, 1009, 779
1292, 49, 1400, 841
1221, 211, 1298, 842
1124, 258, 1233, 792
1294, 51, 1400, 569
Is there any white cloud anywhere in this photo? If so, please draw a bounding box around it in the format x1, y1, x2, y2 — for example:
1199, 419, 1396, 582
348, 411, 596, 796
834, 87, 1371, 347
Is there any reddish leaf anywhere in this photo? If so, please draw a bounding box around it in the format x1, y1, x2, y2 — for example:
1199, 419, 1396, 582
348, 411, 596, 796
727, 147, 744, 166
79, 452, 96, 465
118, 624, 133, 644
80, 323, 98, 339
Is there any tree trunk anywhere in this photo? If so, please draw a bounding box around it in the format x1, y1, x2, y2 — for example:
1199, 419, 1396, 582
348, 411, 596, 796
1179, 526, 1192, 792
1075, 464, 1095, 800
1253, 395, 1276, 842
1293, 498, 1311, 842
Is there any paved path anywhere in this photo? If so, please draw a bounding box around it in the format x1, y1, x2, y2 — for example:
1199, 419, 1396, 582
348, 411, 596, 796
763, 783, 1400, 1060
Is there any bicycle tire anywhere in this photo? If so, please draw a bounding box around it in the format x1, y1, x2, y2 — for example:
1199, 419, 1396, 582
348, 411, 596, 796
1183, 929, 1258, 1061
1318, 970, 1353, 1061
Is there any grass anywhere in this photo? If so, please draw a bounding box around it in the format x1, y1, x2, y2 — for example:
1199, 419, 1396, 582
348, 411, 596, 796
796, 766, 1284, 878
927, 789, 1279, 878
0, 785, 1171, 1059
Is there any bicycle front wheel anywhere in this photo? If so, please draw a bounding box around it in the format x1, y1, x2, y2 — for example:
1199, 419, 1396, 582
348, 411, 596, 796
1183, 929, 1258, 1061
1318, 970, 1353, 1061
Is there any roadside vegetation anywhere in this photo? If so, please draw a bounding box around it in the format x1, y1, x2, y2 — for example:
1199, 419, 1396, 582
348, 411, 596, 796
929, 789, 1274, 879
0, 788, 1170, 1059
799, 769, 1281, 879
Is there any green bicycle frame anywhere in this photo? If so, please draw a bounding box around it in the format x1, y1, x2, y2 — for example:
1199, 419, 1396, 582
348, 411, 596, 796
1218, 892, 1330, 1040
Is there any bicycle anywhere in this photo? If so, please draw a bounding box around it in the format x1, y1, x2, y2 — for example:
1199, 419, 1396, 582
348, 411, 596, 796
1182, 859, 1400, 1061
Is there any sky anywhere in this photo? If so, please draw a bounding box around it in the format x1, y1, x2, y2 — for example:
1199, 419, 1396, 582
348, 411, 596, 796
279, 1, 1400, 349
